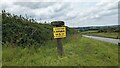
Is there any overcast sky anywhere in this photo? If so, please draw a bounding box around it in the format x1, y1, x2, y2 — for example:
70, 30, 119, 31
0, 0, 119, 27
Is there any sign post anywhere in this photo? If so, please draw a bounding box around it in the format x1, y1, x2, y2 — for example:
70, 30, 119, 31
51, 21, 66, 56
53, 27, 66, 38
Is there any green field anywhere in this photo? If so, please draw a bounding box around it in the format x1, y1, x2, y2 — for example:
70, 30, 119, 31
83, 32, 118, 39
2, 34, 118, 66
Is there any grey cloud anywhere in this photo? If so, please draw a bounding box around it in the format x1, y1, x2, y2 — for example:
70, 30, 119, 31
52, 3, 79, 21
96, 2, 118, 10
53, 3, 70, 12
1, 1, 118, 27
108, 5, 118, 10
79, 2, 118, 21
50, 8, 69, 19
64, 12, 78, 20
14, 2, 55, 9
88, 10, 117, 20
12, 2, 70, 21
108, 3, 118, 10
44, 3, 71, 20
0, 3, 10, 11
64, 16, 77, 20
1, 5, 8, 10
101, 10, 117, 17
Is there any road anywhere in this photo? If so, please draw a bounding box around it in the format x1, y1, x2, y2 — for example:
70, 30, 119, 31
82, 35, 120, 44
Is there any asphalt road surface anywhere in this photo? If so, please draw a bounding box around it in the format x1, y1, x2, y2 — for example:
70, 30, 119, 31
82, 35, 120, 44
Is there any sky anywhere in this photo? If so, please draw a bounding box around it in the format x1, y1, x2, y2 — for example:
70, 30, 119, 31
0, 0, 119, 27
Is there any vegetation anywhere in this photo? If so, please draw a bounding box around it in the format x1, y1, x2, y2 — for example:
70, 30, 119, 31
2, 10, 118, 66
79, 25, 119, 33
2, 10, 74, 47
80, 27, 119, 39
97, 26, 119, 33
3, 34, 118, 66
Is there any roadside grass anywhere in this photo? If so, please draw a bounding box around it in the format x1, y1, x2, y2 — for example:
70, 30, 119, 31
83, 32, 118, 39
2, 34, 118, 66
0, 50, 1, 67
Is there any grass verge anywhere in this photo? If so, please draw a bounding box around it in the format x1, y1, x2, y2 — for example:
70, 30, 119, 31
2, 34, 118, 66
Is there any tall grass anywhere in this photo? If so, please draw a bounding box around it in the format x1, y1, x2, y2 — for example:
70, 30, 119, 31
2, 34, 118, 66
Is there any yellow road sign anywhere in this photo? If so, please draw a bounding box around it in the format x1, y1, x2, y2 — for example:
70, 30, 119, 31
53, 27, 66, 38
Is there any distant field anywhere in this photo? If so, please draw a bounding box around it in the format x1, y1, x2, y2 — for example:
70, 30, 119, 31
83, 32, 118, 39
2, 34, 118, 66
81, 30, 98, 33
